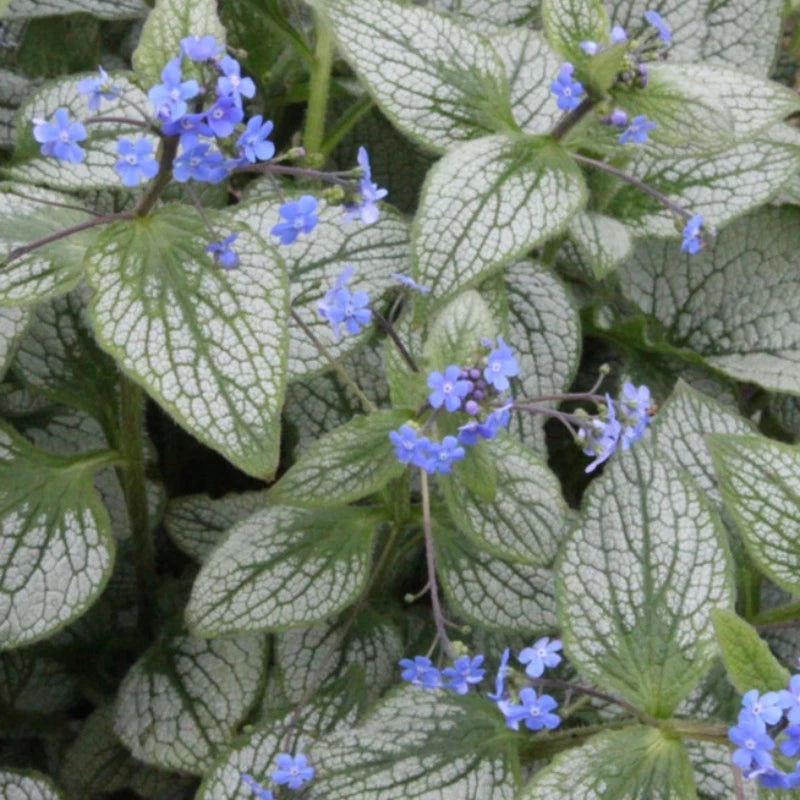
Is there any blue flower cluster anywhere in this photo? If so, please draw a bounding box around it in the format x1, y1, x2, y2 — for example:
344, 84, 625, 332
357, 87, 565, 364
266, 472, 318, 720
388, 337, 519, 475
241, 752, 314, 798
400, 638, 563, 732
579, 382, 652, 473
728, 675, 800, 789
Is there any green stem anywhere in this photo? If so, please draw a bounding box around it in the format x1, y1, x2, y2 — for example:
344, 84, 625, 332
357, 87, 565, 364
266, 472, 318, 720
118, 377, 156, 637
751, 600, 800, 627
303, 9, 334, 163
321, 95, 374, 157
666, 718, 730, 743
550, 96, 597, 141
134, 136, 179, 217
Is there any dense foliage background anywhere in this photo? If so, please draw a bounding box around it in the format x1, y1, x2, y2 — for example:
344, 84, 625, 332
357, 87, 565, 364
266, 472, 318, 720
5, 0, 800, 798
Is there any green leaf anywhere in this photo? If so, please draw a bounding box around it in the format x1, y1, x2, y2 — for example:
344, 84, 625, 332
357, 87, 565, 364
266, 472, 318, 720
303, 688, 517, 799
491, 27, 561, 136
85, 206, 288, 478
0, 70, 30, 149
269, 409, 410, 508
430, 0, 535, 30
0, 647, 79, 714
710, 434, 800, 594
521, 727, 698, 799
132, 0, 226, 88
505, 260, 581, 449
613, 125, 800, 237
0, 305, 29, 379
542, 0, 610, 65
0, 770, 66, 800
651, 380, 755, 509
0, 422, 115, 650
185, 506, 377, 636
113, 633, 267, 775
612, 64, 800, 153
712, 608, 790, 693
558, 443, 735, 716
422, 288, 495, 369
441, 435, 568, 565
231, 197, 409, 379
436, 522, 558, 632
413, 135, 586, 307
4, 0, 146, 18
565, 211, 633, 280
6, 74, 150, 192
620, 207, 800, 394
0, 186, 98, 306
164, 489, 268, 562
318, 0, 513, 152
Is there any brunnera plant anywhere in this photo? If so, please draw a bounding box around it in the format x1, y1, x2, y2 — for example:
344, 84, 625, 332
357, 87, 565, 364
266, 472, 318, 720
2, 0, 800, 796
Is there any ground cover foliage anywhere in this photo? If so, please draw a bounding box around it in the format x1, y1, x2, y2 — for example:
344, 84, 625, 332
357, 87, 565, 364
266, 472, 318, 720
4, 0, 800, 797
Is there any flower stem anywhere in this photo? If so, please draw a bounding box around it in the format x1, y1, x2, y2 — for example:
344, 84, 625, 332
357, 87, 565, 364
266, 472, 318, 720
371, 309, 419, 372
86, 115, 162, 135
134, 135, 179, 217
234, 163, 351, 188
550, 97, 597, 141
117, 376, 156, 638
289, 307, 375, 413
420, 469, 455, 658
321, 95, 374, 157
570, 152, 692, 221
303, 8, 334, 164
751, 600, 800, 627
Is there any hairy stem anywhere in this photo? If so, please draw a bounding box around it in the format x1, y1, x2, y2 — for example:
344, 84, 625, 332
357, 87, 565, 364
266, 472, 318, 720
134, 135, 179, 217
289, 307, 375, 413
751, 600, 800, 627
118, 377, 155, 638
371, 309, 419, 372
550, 97, 597, 141
86, 115, 161, 135
234, 162, 351, 188
420, 469, 454, 658
303, 8, 334, 162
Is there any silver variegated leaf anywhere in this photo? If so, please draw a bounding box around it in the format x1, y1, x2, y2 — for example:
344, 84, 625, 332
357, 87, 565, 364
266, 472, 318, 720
565, 211, 633, 279
414, 135, 586, 307
543, 0, 611, 65
113, 633, 267, 775
0, 770, 66, 800
0, 305, 29, 379
686, 741, 758, 800
521, 727, 698, 798
185, 505, 378, 636
0, 648, 79, 714
85, 206, 288, 478
320, 0, 512, 152
710, 434, 800, 595
423, 288, 495, 369
427, 0, 534, 29
0, 422, 115, 650
620, 206, 800, 394
231, 198, 409, 378
558, 443, 735, 716
0, 70, 30, 149
7, 74, 150, 191
164, 489, 268, 562
4, 0, 146, 18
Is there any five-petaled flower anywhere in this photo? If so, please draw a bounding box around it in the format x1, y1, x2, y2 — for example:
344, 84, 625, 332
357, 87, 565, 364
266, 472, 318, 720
237, 115, 275, 163
77, 65, 119, 111
206, 233, 240, 270
172, 143, 229, 183
344, 146, 388, 225
443, 655, 486, 695
550, 63, 583, 111
399, 656, 443, 689
180, 35, 223, 62
216, 54, 256, 107
484, 336, 519, 392
272, 753, 315, 791
618, 382, 652, 450
271, 195, 319, 245
427, 365, 473, 412
114, 137, 159, 187
147, 56, 199, 122
32, 108, 87, 163
681, 215, 704, 255
317, 264, 371, 339
728, 714, 775, 771
618, 114, 656, 145
504, 688, 561, 731
519, 638, 563, 679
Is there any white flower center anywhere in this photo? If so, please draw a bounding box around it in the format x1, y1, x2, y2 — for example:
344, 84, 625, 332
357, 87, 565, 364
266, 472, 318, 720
126, 154, 137, 164
529, 706, 541, 717
59, 131, 70, 142
230, 74, 240, 88
745, 738, 756, 750
442, 382, 453, 394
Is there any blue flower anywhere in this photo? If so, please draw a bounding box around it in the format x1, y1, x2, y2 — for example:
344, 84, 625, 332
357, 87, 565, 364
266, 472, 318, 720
399, 656, 443, 689
479, 404, 512, 439
581, 395, 622, 473
618, 382, 652, 450
550, 63, 583, 111
487, 647, 511, 703
32, 108, 87, 163
77, 66, 119, 111
241, 774, 273, 800
778, 674, 800, 724
114, 137, 159, 187
781, 725, 800, 757
484, 336, 519, 392
389, 424, 430, 468
427, 365, 473, 412
729, 714, 774, 770
237, 115, 275, 163
206, 233, 239, 269
644, 9, 671, 45
518, 637, 563, 679
147, 56, 199, 122
618, 114, 656, 145
681, 215, 704, 255
180, 35, 223, 62
344, 146, 388, 225
216, 55, 256, 106
505, 688, 560, 731
206, 96, 244, 138
271, 195, 318, 245
272, 753, 314, 791
161, 112, 213, 142
741, 689, 785, 726
443, 655, 486, 694
579, 41, 599, 55
391, 272, 430, 293
317, 264, 371, 339
427, 436, 466, 474
610, 24, 628, 43
747, 767, 791, 789
172, 143, 229, 183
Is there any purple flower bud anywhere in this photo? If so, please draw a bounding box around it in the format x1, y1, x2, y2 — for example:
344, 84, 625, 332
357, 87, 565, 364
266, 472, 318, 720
473, 390, 484, 401
579, 41, 599, 55
638, 63, 648, 87
469, 368, 481, 380
460, 368, 470, 379
609, 109, 628, 127
610, 25, 627, 44
476, 379, 487, 391
480, 337, 492, 348
465, 400, 480, 416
